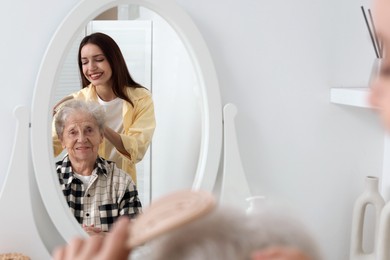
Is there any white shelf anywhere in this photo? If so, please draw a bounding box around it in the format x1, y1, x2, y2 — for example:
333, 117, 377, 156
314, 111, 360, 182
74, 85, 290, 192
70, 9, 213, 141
330, 87, 371, 108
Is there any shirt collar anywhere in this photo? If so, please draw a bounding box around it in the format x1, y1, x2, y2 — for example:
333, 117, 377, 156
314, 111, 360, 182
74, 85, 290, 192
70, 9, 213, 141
57, 155, 109, 184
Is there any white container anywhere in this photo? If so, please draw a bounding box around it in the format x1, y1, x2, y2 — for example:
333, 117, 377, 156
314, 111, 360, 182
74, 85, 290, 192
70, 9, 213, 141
350, 176, 385, 260
376, 201, 390, 260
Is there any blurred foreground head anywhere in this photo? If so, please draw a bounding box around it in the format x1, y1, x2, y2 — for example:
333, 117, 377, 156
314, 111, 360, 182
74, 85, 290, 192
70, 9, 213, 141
370, 0, 390, 129
136, 204, 322, 260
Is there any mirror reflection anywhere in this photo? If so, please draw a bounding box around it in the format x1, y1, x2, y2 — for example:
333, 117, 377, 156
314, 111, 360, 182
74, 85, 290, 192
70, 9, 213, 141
54, 99, 142, 235
53, 30, 156, 184
53, 5, 202, 209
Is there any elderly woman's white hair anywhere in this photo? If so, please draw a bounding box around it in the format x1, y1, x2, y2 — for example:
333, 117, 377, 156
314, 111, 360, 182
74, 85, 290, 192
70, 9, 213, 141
54, 99, 106, 138
137, 204, 322, 260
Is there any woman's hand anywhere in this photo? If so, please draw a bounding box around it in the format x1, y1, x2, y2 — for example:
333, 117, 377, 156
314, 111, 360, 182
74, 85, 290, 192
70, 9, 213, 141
52, 217, 132, 260
251, 246, 312, 260
103, 126, 131, 158
82, 223, 103, 236
52, 96, 73, 116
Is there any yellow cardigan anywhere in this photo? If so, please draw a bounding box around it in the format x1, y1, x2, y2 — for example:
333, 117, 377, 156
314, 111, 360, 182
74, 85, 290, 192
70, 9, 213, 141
52, 84, 156, 183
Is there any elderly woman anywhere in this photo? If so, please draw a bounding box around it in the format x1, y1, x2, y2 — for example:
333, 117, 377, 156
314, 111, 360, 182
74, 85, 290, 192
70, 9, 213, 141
54, 99, 142, 236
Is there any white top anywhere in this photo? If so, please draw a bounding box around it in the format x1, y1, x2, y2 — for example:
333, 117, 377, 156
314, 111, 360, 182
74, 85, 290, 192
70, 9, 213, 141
73, 170, 95, 187
97, 96, 124, 161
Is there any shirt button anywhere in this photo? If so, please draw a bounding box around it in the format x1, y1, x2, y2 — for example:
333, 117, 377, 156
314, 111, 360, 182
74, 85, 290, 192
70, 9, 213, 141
87, 194, 91, 197
86, 213, 90, 217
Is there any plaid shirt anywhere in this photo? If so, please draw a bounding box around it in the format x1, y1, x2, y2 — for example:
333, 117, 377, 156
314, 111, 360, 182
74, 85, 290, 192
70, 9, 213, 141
56, 155, 142, 232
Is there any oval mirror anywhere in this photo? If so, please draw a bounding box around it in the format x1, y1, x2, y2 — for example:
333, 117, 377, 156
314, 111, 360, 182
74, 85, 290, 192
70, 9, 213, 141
31, 0, 222, 250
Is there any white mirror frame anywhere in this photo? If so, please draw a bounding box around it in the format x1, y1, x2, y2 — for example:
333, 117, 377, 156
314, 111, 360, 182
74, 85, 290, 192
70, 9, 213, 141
31, 0, 222, 245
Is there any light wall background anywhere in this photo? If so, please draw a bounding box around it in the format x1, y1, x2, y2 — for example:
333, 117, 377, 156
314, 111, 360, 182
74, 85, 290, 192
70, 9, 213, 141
0, 0, 385, 259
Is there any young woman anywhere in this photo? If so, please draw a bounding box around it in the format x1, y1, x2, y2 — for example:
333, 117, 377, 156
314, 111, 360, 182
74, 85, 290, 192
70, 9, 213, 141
53, 32, 156, 183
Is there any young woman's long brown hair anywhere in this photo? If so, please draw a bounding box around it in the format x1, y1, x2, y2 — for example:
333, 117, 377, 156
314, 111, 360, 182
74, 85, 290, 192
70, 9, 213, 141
78, 32, 145, 106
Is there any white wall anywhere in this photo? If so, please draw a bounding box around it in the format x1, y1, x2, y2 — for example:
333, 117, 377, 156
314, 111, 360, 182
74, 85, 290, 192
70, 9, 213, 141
175, 0, 384, 259
0, 0, 79, 187
0, 0, 385, 259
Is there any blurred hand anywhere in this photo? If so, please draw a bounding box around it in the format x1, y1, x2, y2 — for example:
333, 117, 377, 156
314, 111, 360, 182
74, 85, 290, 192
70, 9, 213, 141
251, 246, 312, 260
52, 217, 132, 260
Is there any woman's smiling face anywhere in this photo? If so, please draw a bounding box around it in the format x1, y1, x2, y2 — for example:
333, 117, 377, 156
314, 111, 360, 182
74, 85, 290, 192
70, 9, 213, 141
80, 43, 113, 87
60, 111, 103, 166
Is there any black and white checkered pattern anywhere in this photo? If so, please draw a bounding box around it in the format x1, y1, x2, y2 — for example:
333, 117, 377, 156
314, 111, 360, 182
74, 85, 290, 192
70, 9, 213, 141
56, 155, 142, 232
